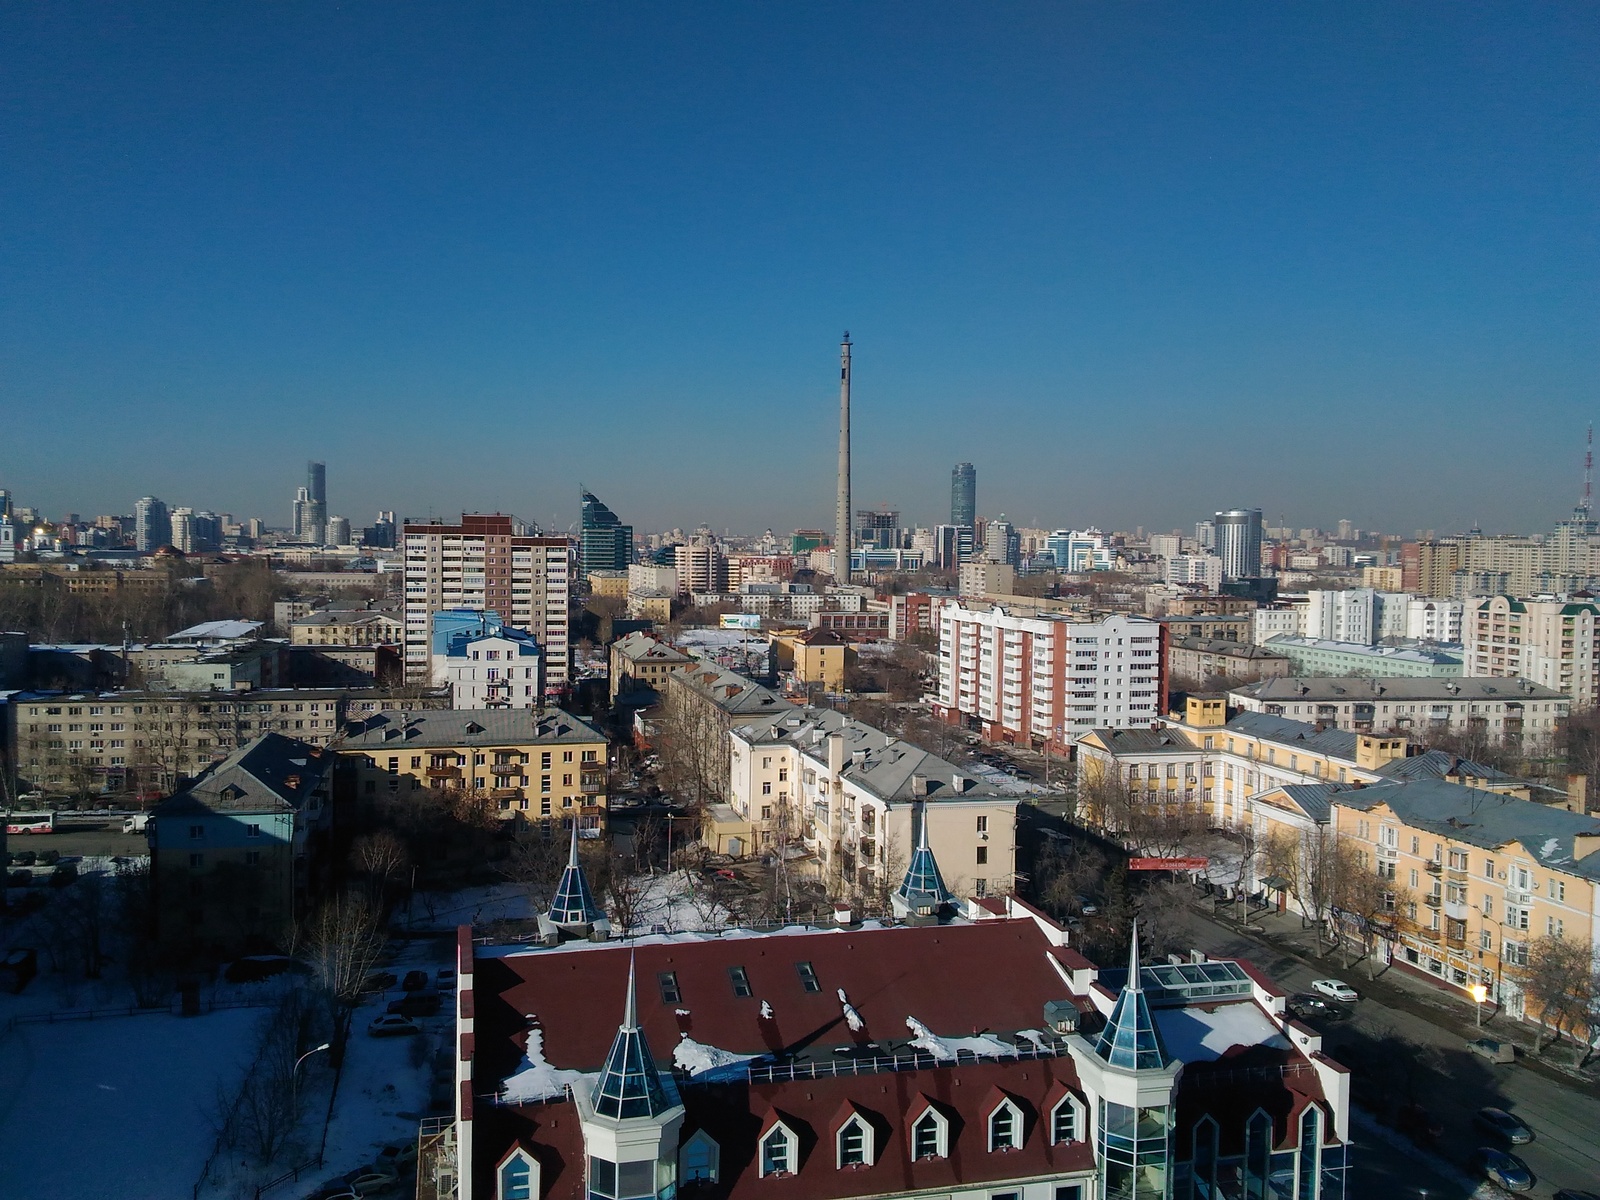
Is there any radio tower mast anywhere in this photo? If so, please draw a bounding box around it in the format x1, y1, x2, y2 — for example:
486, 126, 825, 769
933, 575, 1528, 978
1578, 423, 1594, 525
835, 332, 853, 584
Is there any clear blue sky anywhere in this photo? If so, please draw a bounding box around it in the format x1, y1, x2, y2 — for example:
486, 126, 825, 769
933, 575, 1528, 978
1, 3, 1594, 538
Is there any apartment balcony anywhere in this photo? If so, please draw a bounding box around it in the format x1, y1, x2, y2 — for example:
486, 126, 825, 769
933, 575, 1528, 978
1446, 864, 1467, 881
1444, 929, 1468, 949
1376, 845, 1399, 862
1424, 860, 1442, 876
490, 762, 524, 777
1444, 899, 1470, 921
1424, 893, 1442, 909
489, 788, 524, 801
1416, 927, 1442, 943
581, 774, 605, 794
426, 765, 462, 779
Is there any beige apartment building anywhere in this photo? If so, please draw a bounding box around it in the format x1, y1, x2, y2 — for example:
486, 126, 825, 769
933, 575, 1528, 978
337, 706, 609, 828
1229, 676, 1569, 738
289, 607, 403, 647
9, 686, 449, 796
724, 706, 1019, 903
608, 632, 691, 701
1464, 595, 1600, 707
1328, 780, 1600, 1018
402, 514, 571, 693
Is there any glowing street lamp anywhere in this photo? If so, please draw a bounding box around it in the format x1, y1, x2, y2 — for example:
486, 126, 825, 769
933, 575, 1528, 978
1469, 983, 1489, 1027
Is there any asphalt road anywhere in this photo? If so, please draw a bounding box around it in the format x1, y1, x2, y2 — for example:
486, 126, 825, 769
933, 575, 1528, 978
4, 820, 147, 861
1187, 910, 1600, 1198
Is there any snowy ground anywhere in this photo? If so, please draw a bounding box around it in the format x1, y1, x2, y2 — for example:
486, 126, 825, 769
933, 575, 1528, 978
410, 871, 732, 937
0, 1007, 260, 1200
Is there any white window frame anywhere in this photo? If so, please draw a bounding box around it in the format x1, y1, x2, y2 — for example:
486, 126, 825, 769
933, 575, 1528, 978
911, 1107, 949, 1160
497, 1146, 539, 1200
679, 1130, 719, 1183
988, 1097, 1024, 1152
1050, 1093, 1086, 1144
836, 1113, 875, 1168
760, 1122, 798, 1177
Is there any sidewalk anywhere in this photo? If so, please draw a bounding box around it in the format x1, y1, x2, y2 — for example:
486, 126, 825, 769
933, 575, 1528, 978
1198, 896, 1600, 1094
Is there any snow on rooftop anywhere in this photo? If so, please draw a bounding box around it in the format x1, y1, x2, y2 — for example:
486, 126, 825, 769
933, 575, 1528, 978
1541, 837, 1560, 859
672, 1035, 760, 1080
502, 1026, 593, 1103
1152, 1001, 1290, 1064
905, 1016, 1018, 1061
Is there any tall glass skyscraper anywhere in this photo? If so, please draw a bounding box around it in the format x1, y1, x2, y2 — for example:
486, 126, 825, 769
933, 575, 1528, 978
1214, 508, 1264, 579
579, 489, 634, 579
951, 462, 976, 527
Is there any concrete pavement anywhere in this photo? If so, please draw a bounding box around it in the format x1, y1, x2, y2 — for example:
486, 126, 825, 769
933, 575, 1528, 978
1185, 905, 1600, 1198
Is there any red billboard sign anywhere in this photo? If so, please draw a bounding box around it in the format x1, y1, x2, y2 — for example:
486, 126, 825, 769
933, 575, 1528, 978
1128, 856, 1209, 872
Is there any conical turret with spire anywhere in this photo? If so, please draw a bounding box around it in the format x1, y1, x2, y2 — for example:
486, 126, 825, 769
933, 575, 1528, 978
542, 821, 610, 939
892, 803, 957, 922
591, 955, 674, 1120
1091, 919, 1172, 1071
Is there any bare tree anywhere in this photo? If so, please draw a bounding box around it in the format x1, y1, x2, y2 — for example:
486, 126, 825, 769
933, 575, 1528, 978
350, 830, 410, 911
1514, 934, 1596, 1054
298, 892, 385, 1067
231, 987, 316, 1165
606, 869, 654, 934
1332, 861, 1392, 976
1136, 879, 1194, 960
502, 826, 570, 910
37, 871, 109, 980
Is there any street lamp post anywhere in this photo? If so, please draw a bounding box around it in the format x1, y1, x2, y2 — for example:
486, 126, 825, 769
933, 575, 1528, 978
293, 1042, 331, 1110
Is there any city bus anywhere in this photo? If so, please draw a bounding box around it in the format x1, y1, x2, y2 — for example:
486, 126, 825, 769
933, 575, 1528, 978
4, 812, 58, 834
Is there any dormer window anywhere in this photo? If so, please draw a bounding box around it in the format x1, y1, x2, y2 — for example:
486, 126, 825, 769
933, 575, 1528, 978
680, 1131, 720, 1184
760, 1123, 798, 1177
1050, 1093, 1085, 1144
497, 1146, 539, 1200
911, 1108, 948, 1160
988, 1098, 1023, 1151
837, 1114, 874, 1168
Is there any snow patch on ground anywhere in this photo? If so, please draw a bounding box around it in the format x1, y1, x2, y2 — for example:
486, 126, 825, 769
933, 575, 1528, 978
502, 1026, 593, 1103
407, 882, 538, 931
673, 1035, 760, 1080
904, 1016, 1017, 1061
964, 763, 1045, 796
0, 1008, 259, 1200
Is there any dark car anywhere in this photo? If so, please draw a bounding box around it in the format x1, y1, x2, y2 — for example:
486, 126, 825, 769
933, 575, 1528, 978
11, 850, 35, 867
401, 969, 430, 992
387, 992, 442, 1018
1473, 1147, 1533, 1192
225, 956, 304, 984
1474, 1106, 1534, 1145
1555, 1190, 1600, 1200
361, 971, 399, 993
1287, 993, 1337, 1020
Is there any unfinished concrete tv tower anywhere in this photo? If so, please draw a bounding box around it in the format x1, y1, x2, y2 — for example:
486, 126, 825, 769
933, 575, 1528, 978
835, 331, 853, 583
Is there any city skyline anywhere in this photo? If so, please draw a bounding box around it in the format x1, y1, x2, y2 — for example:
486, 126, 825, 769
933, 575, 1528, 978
2, 4, 1595, 533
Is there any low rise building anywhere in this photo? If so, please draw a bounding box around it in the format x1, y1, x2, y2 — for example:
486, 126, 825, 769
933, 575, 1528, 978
1251, 605, 1306, 646
288, 606, 403, 647
439, 627, 544, 709
148, 732, 338, 956
1158, 614, 1251, 643
663, 664, 794, 800
1167, 636, 1289, 685
609, 632, 692, 702
1263, 636, 1463, 679
726, 706, 1018, 900
771, 628, 853, 692
1229, 676, 1568, 738
337, 706, 608, 827
627, 591, 673, 623
587, 569, 630, 599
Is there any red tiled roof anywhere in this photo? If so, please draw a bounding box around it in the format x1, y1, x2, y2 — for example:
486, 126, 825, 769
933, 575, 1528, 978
474, 921, 1091, 1086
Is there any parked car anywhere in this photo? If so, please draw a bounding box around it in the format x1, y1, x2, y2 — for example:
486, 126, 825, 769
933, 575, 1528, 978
1311, 979, 1359, 1003
375, 1142, 417, 1172
401, 969, 430, 992
1287, 994, 1337, 1020
1468, 1037, 1516, 1064
387, 992, 442, 1018
304, 1182, 358, 1200
1555, 1190, 1600, 1200
36, 849, 59, 866
361, 971, 398, 993
1074, 895, 1100, 916
225, 956, 302, 984
343, 1163, 399, 1196
1473, 1147, 1534, 1192
367, 1013, 420, 1038
11, 851, 35, 867
1475, 1106, 1534, 1144
1395, 1103, 1442, 1147
435, 967, 457, 989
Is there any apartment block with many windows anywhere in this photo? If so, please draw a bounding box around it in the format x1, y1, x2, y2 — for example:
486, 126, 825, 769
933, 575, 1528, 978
1464, 595, 1600, 707
402, 514, 571, 694
934, 601, 1165, 753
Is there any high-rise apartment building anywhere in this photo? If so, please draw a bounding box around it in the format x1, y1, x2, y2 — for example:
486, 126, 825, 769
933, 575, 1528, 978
1214, 508, 1263, 580
951, 461, 976, 527
855, 508, 900, 551
983, 514, 1019, 565
135, 496, 171, 552
402, 514, 571, 693
578, 489, 633, 579
673, 535, 728, 595
933, 600, 1166, 752
1464, 595, 1600, 706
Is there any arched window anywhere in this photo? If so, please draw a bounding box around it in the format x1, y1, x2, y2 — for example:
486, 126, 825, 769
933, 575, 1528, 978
680, 1130, 720, 1184
1191, 1114, 1218, 1199
499, 1147, 539, 1200
911, 1109, 948, 1161
837, 1114, 874, 1168
988, 1098, 1024, 1152
1050, 1094, 1085, 1144
1245, 1109, 1273, 1196
761, 1123, 798, 1177
1296, 1106, 1320, 1200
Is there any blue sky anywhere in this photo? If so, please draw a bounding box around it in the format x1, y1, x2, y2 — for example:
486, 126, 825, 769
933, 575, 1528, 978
1, 3, 1594, 537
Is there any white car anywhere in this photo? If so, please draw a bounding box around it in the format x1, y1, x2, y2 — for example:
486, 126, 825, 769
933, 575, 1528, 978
1312, 979, 1359, 1003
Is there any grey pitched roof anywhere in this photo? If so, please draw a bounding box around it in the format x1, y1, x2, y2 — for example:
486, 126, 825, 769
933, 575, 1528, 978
672, 663, 793, 717
1079, 727, 1202, 755
612, 632, 692, 665
1233, 676, 1565, 703
1377, 750, 1517, 785
1333, 778, 1600, 881
1169, 636, 1288, 660
340, 706, 604, 749
1262, 636, 1462, 666
1223, 711, 1359, 760
740, 707, 1006, 804
155, 731, 333, 817
1269, 783, 1343, 824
